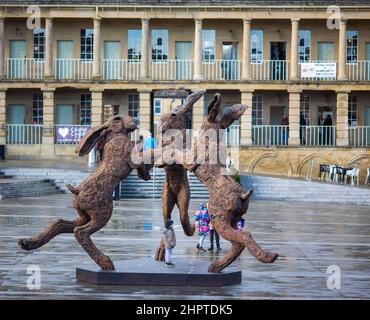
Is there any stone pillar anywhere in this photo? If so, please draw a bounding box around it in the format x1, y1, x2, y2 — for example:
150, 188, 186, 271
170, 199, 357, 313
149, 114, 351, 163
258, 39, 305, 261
338, 19, 347, 81
193, 18, 203, 80
140, 18, 150, 79
0, 89, 6, 145
240, 90, 253, 146
192, 92, 204, 130
290, 18, 300, 81
0, 18, 4, 80
288, 90, 301, 146
41, 88, 55, 158
90, 89, 104, 127
92, 17, 101, 78
44, 18, 53, 78
241, 19, 251, 80
138, 90, 151, 132
336, 91, 349, 146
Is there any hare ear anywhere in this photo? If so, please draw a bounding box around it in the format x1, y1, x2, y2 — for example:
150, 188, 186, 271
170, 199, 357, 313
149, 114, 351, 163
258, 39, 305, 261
220, 104, 247, 129
75, 123, 108, 157
173, 89, 206, 114
207, 93, 221, 122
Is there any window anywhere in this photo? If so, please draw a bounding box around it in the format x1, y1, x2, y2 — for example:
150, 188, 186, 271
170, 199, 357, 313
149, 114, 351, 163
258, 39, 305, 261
318, 42, 334, 61
154, 98, 162, 115
300, 94, 310, 124
252, 94, 263, 125
250, 30, 263, 62
32, 93, 43, 124
80, 93, 91, 125
348, 95, 357, 126
202, 30, 215, 62
128, 93, 139, 119
298, 31, 311, 62
347, 31, 358, 63
80, 29, 94, 61
33, 28, 45, 60
152, 30, 168, 62
128, 29, 141, 61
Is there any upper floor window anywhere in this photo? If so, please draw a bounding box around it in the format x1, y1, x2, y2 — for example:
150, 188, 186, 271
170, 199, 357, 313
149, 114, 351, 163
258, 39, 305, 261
298, 30, 311, 62
347, 31, 358, 63
252, 94, 263, 125
250, 30, 263, 62
300, 94, 310, 124
202, 30, 215, 62
33, 28, 45, 61
128, 29, 141, 61
128, 93, 139, 119
348, 95, 357, 126
80, 93, 92, 125
80, 29, 94, 61
32, 92, 43, 124
154, 98, 162, 115
152, 30, 168, 62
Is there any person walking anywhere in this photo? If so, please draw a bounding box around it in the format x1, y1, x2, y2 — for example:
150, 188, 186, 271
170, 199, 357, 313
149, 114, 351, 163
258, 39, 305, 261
207, 203, 222, 251
161, 219, 176, 267
143, 132, 157, 151
193, 203, 210, 252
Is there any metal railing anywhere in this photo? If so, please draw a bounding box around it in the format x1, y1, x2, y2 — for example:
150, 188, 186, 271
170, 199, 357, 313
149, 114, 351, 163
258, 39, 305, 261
54, 125, 90, 144
347, 61, 370, 81
252, 125, 289, 146
6, 124, 43, 144
6, 58, 45, 79
349, 126, 370, 147
103, 59, 140, 80
151, 60, 193, 80
224, 124, 240, 146
301, 126, 336, 146
251, 60, 288, 81
299, 60, 337, 81
202, 60, 241, 80
55, 59, 93, 79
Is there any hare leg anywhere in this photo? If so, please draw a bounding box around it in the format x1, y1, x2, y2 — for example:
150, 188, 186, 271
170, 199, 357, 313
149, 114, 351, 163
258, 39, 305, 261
176, 183, 195, 236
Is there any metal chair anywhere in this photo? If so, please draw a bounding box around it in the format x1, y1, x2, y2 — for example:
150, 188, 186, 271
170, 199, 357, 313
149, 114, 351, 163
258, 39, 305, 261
345, 167, 360, 186
366, 168, 370, 185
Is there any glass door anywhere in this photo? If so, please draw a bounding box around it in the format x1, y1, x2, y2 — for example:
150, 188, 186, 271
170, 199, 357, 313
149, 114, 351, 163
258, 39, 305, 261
222, 42, 238, 80
175, 41, 192, 80
8, 105, 26, 143
57, 40, 74, 78
104, 41, 121, 79
9, 40, 26, 78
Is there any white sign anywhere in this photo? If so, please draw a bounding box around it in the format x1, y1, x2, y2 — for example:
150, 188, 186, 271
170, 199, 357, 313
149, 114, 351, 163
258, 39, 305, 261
301, 63, 336, 79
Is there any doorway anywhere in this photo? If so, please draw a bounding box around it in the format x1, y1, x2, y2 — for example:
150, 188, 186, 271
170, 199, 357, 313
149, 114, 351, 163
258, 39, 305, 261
104, 41, 121, 79
222, 42, 238, 80
270, 42, 286, 80
56, 105, 74, 125
9, 40, 26, 78
57, 40, 74, 78
175, 41, 192, 80
270, 106, 287, 125
8, 105, 26, 143
365, 43, 370, 80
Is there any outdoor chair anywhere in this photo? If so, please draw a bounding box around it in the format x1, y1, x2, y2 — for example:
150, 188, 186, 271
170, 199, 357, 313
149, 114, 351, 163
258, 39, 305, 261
318, 164, 330, 181
345, 167, 360, 186
366, 168, 370, 185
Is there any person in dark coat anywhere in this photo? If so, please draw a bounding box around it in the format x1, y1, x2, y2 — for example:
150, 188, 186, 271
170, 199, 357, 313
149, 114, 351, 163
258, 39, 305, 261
323, 114, 333, 145
300, 113, 307, 145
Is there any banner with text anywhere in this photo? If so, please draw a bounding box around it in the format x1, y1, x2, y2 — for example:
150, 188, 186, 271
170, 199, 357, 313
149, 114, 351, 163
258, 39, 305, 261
301, 63, 337, 79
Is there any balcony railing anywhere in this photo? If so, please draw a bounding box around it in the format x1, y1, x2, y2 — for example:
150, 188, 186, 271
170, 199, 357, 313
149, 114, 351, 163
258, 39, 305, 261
299, 60, 337, 81
347, 61, 370, 81
202, 60, 241, 80
251, 60, 288, 81
301, 126, 336, 146
6, 58, 44, 79
252, 125, 289, 146
103, 59, 140, 80
224, 124, 240, 146
6, 124, 43, 144
349, 126, 370, 147
55, 59, 93, 80
151, 60, 193, 80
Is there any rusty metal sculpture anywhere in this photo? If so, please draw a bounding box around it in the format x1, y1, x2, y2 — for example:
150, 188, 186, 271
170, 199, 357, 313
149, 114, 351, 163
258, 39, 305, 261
159, 93, 279, 272
18, 115, 152, 270
154, 90, 205, 261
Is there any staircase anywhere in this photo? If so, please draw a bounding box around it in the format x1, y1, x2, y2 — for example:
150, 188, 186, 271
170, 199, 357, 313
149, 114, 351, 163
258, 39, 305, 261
0, 178, 64, 199
242, 174, 370, 206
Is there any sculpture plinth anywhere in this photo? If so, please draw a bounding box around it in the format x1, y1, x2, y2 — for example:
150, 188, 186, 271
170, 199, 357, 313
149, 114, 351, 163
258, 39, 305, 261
76, 257, 241, 287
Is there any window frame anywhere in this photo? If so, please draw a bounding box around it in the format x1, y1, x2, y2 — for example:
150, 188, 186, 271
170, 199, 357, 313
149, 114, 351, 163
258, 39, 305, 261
128, 93, 140, 120
348, 95, 358, 126
298, 30, 311, 63
33, 28, 45, 61
153, 98, 162, 115
202, 29, 216, 63
346, 31, 359, 64
152, 29, 168, 63
80, 93, 92, 125
32, 92, 43, 124
128, 29, 142, 63
80, 29, 94, 62
250, 30, 263, 63
252, 94, 263, 125
300, 94, 310, 124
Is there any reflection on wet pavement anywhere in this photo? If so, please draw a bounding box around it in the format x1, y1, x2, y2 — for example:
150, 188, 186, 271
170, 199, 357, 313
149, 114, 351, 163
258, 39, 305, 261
0, 194, 369, 299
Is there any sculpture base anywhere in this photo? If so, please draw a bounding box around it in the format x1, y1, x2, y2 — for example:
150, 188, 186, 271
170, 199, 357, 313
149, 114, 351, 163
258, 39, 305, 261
76, 257, 241, 287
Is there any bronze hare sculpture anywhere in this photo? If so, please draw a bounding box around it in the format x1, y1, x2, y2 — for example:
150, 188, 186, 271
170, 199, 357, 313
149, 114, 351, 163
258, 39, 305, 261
18, 115, 152, 270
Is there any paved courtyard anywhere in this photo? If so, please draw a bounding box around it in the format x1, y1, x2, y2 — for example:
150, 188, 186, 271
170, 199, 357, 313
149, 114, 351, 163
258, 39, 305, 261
0, 194, 369, 299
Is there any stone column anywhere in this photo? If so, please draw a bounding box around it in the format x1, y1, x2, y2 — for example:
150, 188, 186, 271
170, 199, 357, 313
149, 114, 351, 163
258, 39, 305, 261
41, 88, 55, 158
0, 89, 6, 145
45, 18, 53, 78
140, 18, 150, 79
192, 92, 204, 130
288, 90, 301, 146
138, 90, 151, 132
338, 19, 347, 81
92, 17, 101, 78
0, 18, 4, 80
240, 90, 253, 146
90, 89, 104, 127
336, 91, 349, 146
241, 19, 251, 80
193, 18, 203, 80
290, 18, 300, 81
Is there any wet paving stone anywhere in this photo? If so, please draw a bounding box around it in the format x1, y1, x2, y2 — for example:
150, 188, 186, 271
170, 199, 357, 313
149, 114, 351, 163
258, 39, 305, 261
0, 194, 369, 299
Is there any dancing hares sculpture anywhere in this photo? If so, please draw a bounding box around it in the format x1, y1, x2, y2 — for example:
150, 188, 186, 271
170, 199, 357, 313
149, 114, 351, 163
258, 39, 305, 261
163, 93, 279, 272
154, 90, 206, 261
18, 115, 152, 270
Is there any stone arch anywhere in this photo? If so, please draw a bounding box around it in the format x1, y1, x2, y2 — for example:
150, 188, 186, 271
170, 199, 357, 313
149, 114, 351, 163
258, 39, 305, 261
347, 154, 370, 167
248, 152, 278, 173
295, 153, 331, 176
